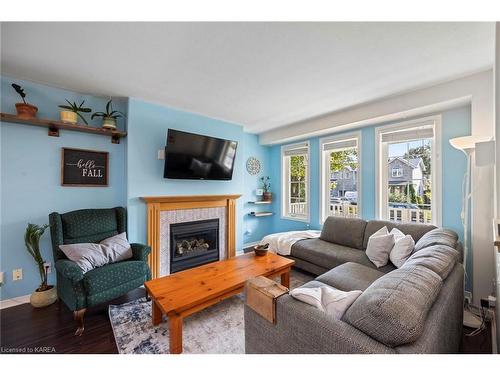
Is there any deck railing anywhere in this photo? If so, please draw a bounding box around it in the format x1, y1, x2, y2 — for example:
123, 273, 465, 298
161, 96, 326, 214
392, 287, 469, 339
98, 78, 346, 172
292, 201, 432, 224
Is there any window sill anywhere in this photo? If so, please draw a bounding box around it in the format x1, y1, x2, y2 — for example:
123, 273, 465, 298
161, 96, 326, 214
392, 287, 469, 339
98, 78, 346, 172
281, 215, 310, 223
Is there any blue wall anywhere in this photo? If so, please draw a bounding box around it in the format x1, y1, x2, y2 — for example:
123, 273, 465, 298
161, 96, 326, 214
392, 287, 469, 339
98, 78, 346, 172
269, 106, 471, 288
0, 76, 127, 300
0, 75, 472, 300
125, 98, 272, 250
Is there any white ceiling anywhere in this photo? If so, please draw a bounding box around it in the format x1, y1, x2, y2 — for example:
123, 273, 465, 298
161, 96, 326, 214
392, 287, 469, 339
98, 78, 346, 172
1, 22, 494, 133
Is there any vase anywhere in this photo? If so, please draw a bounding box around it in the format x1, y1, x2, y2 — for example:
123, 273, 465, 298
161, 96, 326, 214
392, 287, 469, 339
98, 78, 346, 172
30, 285, 57, 308
15, 103, 38, 119
60, 111, 78, 124
263, 192, 272, 202
102, 117, 117, 130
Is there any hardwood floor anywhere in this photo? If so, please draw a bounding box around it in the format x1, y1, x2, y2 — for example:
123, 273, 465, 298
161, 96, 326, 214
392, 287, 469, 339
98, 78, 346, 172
0, 286, 493, 354
0, 288, 146, 354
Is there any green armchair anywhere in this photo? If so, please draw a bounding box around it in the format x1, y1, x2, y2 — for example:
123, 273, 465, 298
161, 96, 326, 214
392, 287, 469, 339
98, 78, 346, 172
49, 207, 151, 335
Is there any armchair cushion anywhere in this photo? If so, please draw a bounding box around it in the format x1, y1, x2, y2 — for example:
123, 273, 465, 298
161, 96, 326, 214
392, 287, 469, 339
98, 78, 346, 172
83, 260, 149, 297
131, 243, 151, 262
55, 259, 84, 283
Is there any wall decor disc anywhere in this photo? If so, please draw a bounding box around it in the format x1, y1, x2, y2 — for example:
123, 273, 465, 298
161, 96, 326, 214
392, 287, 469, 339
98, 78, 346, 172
246, 157, 261, 175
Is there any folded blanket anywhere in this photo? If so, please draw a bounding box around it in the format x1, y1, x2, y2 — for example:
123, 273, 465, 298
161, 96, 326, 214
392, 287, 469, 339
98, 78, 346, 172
260, 230, 321, 256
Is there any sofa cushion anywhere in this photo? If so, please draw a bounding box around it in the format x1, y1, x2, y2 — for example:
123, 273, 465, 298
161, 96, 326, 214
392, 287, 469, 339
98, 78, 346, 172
292, 239, 370, 270
413, 228, 459, 253
343, 264, 443, 347
320, 216, 367, 250
291, 239, 397, 273
363, 220, 436, 250
403, 245, 460, 280
83, 260, 149, 296
316, 262, 385, 291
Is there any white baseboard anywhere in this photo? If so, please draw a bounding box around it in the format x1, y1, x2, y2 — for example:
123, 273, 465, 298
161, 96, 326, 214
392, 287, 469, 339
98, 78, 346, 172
243, 241, 261, 248
0, 294, 30, 309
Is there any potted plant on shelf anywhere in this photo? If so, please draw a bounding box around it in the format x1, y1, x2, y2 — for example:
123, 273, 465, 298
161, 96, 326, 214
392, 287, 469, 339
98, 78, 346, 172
91, 99, 125, 130
260, 176, 272, 201
25, 223, 57, 308
12, 83, 38, 119
58, 99, 92, 125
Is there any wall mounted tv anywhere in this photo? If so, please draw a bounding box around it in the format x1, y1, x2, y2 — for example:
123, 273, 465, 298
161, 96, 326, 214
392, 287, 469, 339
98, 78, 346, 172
164, 129, 238, 180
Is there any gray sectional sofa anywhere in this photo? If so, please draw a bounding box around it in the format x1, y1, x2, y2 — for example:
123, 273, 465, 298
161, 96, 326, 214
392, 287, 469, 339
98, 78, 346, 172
245, 217, 464, 354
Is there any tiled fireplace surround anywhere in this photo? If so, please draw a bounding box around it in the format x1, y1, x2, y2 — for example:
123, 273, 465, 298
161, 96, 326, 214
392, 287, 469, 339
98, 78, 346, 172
142, 195, 241, 279
159, 207, 227, 276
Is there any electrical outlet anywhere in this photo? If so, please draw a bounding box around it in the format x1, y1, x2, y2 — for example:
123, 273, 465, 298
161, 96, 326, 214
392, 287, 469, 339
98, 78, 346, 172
44, 262, 52, 274
158, 149, 165, 160
0, 271, 4, 286
12, 268, 23, 281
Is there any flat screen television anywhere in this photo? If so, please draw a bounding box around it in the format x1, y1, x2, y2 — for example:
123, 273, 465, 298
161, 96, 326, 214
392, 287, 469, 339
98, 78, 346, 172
164, 129, 238, 180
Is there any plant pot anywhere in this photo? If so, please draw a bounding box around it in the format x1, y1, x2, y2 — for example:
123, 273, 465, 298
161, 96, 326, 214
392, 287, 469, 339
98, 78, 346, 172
263, 192, 272, 202
102, 117, 117, 130
60, 110, 78, 124
30, 285, 57, 308
15, 103, 38, 119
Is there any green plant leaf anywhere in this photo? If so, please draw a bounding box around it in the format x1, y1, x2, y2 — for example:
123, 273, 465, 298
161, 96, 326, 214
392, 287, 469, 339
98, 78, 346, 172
76, 112, 89, 125
58, 105, 73, 110
80, 108, 92, 113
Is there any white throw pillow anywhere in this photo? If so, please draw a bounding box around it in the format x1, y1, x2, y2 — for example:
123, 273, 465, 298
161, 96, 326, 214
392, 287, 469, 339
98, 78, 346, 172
365, 226, 395, 268
99, 232, 133, 263
291, 285, 362, 319
389, 228, 415, 268
59, 232, 132, 273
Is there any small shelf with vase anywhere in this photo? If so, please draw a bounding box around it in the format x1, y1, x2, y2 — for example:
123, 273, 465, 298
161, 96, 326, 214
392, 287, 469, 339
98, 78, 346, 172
248, 211, 274, 217
247, 200, 272, 205
0, 113, 127, 144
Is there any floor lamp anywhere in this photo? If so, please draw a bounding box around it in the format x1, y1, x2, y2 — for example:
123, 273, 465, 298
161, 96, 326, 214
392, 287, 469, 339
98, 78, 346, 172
449, 135, 492, 328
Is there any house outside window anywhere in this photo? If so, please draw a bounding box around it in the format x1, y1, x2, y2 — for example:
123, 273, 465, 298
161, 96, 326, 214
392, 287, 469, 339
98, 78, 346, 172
320, 132, 361, 223
391, 167, 403, 177
376, 116, 442, 225
281, 142, 310, 221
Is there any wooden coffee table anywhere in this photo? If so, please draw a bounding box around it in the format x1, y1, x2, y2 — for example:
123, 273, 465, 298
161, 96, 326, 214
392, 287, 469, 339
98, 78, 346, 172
144, 252, 294, 354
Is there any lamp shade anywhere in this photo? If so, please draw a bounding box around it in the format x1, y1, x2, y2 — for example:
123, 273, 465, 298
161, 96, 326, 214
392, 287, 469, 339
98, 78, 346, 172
449, 135, 492, 154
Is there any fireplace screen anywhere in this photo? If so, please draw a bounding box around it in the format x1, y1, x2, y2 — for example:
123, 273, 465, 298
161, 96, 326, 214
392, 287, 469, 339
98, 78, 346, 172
169, 219, 219, 273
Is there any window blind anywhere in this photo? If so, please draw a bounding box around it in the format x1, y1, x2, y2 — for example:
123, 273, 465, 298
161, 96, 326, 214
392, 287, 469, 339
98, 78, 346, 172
283, 142, 308, 156
381, 127, 434, 143
322, 139, 357, 151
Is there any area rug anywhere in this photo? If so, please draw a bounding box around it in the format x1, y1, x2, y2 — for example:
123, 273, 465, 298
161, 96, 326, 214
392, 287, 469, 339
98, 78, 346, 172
109, 270, 313, 354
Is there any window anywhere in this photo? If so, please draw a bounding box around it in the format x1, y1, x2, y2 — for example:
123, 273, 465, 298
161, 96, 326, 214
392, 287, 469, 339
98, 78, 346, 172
281, 142, 309, 221
320, 132, 361, 223
391, 167, 403, 177
376, 116, 441, 225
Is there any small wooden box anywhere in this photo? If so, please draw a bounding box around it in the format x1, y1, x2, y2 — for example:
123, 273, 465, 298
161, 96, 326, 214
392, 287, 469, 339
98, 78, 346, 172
245, 276, 289, 323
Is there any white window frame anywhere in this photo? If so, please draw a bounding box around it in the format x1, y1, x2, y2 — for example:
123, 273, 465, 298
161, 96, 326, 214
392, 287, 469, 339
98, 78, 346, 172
375, 115, 442, 226
319, 131, 362, 224
281, 141, 310, 222
391, 167, 403, 177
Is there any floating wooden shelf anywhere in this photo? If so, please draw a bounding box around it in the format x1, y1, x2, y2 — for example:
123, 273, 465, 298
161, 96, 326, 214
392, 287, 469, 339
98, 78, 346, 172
0, 113, 127, 144
248, 212, 274, 217
247, 200, 272, 205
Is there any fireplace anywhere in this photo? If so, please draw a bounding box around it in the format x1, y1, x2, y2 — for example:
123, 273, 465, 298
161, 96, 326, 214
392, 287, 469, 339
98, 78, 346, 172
169, 219, 220, 273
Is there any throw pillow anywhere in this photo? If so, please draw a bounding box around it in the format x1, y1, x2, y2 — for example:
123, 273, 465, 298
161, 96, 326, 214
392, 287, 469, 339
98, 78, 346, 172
59, 243, 109, 273
389, 228, 415, 268
365, 226, 395, 268
99, 232, 133, 263
290, 284, 362, 319
59, 232, 132, 273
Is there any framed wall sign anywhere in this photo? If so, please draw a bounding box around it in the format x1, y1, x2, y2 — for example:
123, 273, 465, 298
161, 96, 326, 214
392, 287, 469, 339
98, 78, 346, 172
61, 148, 109, 187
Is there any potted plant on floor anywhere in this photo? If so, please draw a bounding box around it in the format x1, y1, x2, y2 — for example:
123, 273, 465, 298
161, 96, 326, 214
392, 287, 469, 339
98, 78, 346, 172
25, 223, 57, 308
260, 176, 272, 201
91, 99, 125, 130
12, 83, 38, 119
58, 99, 92, 125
